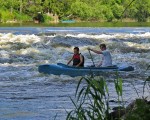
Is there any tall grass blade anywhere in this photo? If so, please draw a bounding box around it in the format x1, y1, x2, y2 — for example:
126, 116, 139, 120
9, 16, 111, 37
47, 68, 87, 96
75, 77, 84, 97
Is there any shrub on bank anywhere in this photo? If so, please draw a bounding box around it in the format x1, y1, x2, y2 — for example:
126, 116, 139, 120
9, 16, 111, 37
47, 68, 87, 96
43, 14, 53, 23
0, 9, 14, 22
0, 9, 32, 23
14, 12, 32, 22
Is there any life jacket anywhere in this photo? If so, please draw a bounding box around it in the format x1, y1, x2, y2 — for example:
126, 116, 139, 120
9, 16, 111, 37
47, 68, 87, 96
73, 53, 84, 67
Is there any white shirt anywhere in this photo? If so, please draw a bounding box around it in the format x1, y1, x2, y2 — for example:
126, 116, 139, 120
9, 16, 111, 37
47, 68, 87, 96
101, 50, 112, 67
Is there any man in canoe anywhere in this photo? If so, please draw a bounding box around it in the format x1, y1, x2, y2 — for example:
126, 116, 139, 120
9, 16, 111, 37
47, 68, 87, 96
88, 44, 112, 67
67, 47, 84, 67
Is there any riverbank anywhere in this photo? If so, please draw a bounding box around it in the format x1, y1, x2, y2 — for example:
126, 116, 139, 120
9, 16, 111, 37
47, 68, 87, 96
1, 22, 150, 27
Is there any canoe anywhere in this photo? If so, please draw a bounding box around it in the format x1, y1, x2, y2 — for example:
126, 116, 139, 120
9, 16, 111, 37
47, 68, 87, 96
60, 20, 76, 23
38, 63, 134, 77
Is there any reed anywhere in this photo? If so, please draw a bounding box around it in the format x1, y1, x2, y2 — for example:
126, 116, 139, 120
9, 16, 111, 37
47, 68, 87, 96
66, 74, 124, 120
66, 65, 150, 120
143, 65, 150, 97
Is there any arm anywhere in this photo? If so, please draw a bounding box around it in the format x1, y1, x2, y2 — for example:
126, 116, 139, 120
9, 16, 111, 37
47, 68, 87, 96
88, 48, 102, 54
76, 55, 83, 67
67, 57, 73, 65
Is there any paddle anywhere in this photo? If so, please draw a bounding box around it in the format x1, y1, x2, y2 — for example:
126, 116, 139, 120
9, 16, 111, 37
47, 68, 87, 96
88, 49, 95, 67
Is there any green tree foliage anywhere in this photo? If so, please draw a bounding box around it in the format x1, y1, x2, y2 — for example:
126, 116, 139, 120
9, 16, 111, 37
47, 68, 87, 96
133, 0, 150, 22
0, 0, 150, 22
71, 0, 93, 20
112, 3, 124, 19
104, 6, 114, 22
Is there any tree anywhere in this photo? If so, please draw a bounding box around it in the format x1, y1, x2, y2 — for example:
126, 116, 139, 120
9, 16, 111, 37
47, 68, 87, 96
111, 3, 124, 19
134, 0, 150, 22
92, 3, 107, 21
0, 0, 150, 22
104, 6, 114, 22
71, 0, 93, 20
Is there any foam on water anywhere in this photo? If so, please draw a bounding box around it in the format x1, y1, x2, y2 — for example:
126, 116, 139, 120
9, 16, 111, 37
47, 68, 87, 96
0, 30, 149, 78
65, 32, 150, 39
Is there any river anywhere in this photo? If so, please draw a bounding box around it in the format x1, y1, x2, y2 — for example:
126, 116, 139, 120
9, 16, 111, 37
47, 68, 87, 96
0, 27, 150, 120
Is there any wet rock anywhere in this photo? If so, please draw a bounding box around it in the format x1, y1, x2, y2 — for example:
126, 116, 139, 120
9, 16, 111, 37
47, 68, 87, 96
109, 100, 116, 102
108, 109, 126, 120
112, 106, 125, 111
109, 99, 150, 120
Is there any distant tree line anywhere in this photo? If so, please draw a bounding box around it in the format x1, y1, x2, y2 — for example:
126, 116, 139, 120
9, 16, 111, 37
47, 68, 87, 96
0, 0, 150, 23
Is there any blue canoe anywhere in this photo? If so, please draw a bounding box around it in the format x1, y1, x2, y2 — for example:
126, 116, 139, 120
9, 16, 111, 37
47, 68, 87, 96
60, 20, 76, 23
38, 63, 134, 77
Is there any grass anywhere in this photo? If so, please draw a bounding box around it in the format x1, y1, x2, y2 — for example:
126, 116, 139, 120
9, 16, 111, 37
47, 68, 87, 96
66, 74, 123, 120
1, 22, 150, 27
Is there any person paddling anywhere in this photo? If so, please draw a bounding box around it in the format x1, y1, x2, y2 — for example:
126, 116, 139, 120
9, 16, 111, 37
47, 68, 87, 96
67, 47, 84, 67
88, 44, 112, 67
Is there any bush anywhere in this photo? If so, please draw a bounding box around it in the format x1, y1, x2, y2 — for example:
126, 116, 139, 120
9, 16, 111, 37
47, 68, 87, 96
125, 99, 150, 120
71, 1, 93, 20
33, 13, 45, 23
0, 9, 14, 22
0, 8, 31, 22
43, 14, 53, 23
111, 3, 124, 19
14, 12, 31, 22
0, 12, 1, 22
103, 6, 114, 22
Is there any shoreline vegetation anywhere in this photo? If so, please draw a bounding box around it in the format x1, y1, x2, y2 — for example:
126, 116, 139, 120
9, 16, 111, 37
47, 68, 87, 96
0, 0, 150, 27
1, 22, 150, 27
67, 66, 150, 120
